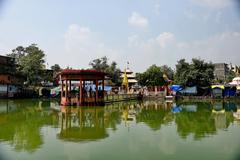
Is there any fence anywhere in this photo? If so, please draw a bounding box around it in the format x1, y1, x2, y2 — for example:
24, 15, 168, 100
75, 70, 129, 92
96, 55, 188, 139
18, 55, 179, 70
104, 94, 139, 103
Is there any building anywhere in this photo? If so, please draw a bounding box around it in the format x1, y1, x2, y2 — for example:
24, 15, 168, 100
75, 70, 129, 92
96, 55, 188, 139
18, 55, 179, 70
0, 55, 25, 98
120, 67, 138, 87
214, 63, 230, 82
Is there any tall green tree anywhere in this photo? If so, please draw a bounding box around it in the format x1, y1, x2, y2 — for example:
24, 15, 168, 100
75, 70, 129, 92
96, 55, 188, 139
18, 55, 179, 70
136, 64, 165, 86
7, 46, 25, 65
89, 56, 121, 85
174, 58, 214, 87
160, 65, 174, 80
8, 44, 46, 85
226, 70, 235, 83
51, 64, 62, 77
89, 56, 108, 72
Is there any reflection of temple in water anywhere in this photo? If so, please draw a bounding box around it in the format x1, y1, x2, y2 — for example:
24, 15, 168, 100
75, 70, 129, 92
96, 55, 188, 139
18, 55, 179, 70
57, 107, 108, 142
57, 106, 122, 142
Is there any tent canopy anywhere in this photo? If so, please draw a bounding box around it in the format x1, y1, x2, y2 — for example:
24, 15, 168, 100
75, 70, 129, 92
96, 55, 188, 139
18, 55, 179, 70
211, 85, 224, 89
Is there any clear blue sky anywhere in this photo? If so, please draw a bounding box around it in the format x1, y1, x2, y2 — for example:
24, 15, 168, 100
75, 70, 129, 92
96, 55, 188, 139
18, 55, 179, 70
0, 0, 240, 72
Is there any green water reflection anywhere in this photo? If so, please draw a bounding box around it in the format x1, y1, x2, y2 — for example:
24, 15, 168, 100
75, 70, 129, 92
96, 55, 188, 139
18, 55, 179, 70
0, 99, 239, 160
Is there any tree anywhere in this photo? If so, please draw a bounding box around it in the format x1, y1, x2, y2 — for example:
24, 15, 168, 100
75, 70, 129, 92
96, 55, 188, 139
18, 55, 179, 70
89, 56, 108, 72
226, 70, 235, 83
136, 64, 166, 86
174, 58, 214, 87
89, 56, 121, 85
7, 46, 25, 65
51, 64, 61, 72
51, 64, 62, 77
8, 44, 46, 85
160, 65, 174, 80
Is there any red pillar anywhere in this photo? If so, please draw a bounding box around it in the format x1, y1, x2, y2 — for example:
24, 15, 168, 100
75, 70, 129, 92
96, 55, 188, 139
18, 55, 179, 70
96, 80, 98, 103
102, 79, 104, 99
61, 80, 63, 98
83, 81, 85, 103
79, 80, 82, 105
66, 80, 68, 105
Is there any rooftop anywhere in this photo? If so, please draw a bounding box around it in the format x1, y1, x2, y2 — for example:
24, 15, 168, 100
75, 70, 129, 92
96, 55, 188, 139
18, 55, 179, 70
59, 69, 106, 76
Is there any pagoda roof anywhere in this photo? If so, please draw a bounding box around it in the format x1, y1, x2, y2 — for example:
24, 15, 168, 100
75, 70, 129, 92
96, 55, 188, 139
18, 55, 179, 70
120, 74, 136, 78
128, 79, 138, 83
121, 68, 133, 74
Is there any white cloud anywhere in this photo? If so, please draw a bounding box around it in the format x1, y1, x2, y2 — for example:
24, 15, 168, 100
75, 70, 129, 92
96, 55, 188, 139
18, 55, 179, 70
63, 24, 119, 69
128, 34, 140, 47
192, 0, 232, 9
128, 12, 149, 29
127, 31, 240, 71
184, 31, 240, 64
64, 24, 92, 52
127, 32, 177, 71
156, 32, 175, 48
128, 32, 175, 49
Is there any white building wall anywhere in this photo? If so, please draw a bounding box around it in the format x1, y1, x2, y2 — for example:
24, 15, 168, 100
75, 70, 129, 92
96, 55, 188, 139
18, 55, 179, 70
0, 85, 7, 92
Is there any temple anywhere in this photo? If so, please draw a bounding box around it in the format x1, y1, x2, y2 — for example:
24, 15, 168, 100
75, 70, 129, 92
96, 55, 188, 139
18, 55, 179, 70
59, 70, 106, 106
120, 67, 138, 87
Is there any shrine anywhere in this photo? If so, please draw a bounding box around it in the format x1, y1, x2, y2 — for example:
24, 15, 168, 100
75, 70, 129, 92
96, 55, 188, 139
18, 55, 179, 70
59, 70, 105, 106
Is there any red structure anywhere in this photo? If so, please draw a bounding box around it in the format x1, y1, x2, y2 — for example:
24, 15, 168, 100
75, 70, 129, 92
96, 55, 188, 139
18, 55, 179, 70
59, 70, 106, 106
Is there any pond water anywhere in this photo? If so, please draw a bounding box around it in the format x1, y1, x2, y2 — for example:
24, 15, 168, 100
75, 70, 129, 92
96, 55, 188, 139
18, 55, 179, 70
0, 99, 240, 160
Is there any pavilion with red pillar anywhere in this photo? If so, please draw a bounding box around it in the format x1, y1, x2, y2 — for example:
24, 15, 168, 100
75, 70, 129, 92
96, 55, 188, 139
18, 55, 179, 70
59, 70, 106, 106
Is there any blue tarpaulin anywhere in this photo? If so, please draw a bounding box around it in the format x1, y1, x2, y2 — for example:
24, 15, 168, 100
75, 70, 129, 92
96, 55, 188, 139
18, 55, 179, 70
212, 88, 223, 95
171, 106, 182, 113
170, 85, 183, 92
224, 87, 236, 97
85, 84, 112, 92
